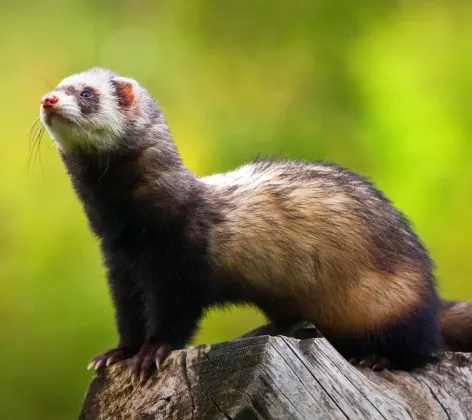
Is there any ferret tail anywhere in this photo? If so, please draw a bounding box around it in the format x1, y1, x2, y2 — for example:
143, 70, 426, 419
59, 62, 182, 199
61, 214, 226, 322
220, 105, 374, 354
439, 299, 472, 351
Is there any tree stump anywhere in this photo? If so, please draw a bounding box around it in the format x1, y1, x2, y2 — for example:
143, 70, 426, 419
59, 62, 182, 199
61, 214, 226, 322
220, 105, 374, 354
79, 322, 472, 419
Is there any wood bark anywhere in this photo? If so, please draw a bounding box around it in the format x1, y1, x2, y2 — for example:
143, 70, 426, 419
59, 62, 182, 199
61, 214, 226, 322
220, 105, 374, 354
79, 322, 472, 419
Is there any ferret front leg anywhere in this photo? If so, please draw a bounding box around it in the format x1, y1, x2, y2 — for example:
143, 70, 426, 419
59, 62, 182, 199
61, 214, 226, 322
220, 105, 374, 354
88, 266, 146, 370
132, 267, 205, 381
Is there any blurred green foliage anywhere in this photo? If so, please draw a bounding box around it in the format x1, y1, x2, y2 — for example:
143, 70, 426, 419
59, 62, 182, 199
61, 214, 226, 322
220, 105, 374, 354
1, 1, 472, 418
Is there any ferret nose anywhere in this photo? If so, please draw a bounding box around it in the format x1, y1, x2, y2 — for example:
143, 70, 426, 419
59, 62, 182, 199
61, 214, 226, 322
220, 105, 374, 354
41, 93, 59, 108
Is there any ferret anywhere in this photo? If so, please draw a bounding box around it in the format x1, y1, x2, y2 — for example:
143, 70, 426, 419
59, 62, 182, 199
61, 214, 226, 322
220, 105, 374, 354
39, 67, 472, 380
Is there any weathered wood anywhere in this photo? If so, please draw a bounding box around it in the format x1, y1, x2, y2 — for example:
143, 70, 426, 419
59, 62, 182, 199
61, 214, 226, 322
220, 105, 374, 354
79, 323, 472, 420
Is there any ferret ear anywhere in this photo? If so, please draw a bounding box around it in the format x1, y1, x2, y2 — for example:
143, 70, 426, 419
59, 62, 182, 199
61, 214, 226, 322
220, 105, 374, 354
112, 76, 139, 108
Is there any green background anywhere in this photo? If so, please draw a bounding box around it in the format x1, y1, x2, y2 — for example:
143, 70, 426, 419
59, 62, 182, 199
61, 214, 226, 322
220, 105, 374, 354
2, 1, 472, 418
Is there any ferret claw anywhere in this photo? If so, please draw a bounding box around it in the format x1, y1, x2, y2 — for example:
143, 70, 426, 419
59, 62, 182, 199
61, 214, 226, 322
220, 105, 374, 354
94, 359, 105, 370
132, 341, 172, 381
87, 347, 126, 371
357, 355, 391, 371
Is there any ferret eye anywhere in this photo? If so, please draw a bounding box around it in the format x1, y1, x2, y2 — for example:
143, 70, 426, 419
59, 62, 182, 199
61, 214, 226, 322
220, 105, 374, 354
81, 90, 92, 98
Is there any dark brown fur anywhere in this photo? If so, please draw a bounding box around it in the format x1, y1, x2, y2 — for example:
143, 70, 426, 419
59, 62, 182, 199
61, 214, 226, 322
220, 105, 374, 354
440, 300, 472, 351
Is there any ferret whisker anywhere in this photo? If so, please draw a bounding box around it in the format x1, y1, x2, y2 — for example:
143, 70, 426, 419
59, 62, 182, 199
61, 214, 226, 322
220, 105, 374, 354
28, 119, 42, 145
28, 125, 45, 175
33, 127, 44, 170
39, 74, 55, 90
36, 131, 44, 178
28, 122, 43, 159
97, 152, 110, 182
70, 117, 89, 137
29, 117, 42, 132
28, 130, 39, 157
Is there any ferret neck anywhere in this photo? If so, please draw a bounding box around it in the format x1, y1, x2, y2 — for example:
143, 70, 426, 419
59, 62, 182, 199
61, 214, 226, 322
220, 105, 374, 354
60, 143, 203, 238
60, 143, 187, 182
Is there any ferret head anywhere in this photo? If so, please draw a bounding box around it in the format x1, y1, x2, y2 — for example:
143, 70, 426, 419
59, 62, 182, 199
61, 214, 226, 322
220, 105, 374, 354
39, 68, 161, 152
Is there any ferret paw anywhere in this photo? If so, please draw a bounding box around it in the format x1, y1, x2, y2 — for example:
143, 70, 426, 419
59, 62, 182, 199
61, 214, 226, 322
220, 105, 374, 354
132, 341, 172, 382
87, 347, 126, 370
350, 355, 392, 371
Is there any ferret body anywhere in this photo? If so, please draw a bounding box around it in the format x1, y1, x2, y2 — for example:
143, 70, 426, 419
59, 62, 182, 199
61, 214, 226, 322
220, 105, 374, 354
39, 68, 472, 378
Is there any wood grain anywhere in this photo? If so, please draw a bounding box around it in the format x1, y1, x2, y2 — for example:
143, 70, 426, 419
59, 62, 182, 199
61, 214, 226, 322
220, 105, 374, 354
79, 322, 472, 420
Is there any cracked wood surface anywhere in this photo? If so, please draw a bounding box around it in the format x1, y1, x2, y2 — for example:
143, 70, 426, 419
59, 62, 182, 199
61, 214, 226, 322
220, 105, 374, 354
79, 322, 472, 420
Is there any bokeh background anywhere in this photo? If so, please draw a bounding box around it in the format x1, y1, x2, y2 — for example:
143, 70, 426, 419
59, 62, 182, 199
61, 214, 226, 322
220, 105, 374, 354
2, 1, 472, 418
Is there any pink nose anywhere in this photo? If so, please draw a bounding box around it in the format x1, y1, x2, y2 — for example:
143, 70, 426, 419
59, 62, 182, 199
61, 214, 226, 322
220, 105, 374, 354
41, 93, 59, 108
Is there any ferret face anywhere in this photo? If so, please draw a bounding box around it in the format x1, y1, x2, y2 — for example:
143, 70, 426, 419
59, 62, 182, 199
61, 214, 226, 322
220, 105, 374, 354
39, 68, 151, 152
